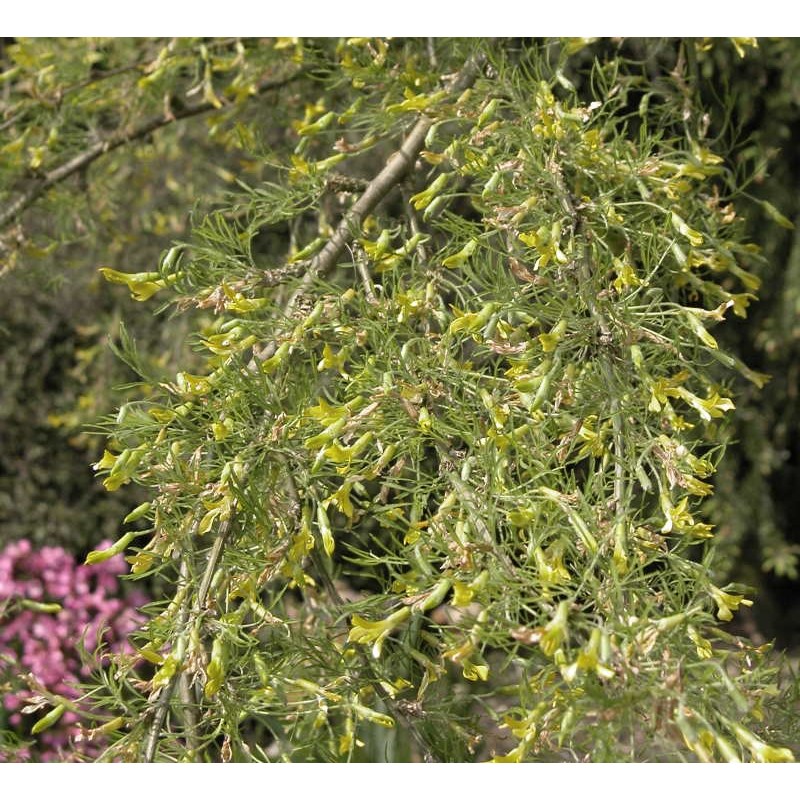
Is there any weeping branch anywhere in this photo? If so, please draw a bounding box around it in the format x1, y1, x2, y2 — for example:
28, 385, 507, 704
141, 54, 486, 761
0, 69, 307, 231
552, 159, 629, 535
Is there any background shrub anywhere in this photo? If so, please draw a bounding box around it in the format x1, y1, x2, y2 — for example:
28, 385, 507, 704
0, 539, 147, 761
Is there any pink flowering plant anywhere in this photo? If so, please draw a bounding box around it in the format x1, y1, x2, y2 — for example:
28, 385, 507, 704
0, 538, 147, 761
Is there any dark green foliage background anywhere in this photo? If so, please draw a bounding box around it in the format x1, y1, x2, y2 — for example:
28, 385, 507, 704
698, 40, 800, 647
0, 37, 289, 553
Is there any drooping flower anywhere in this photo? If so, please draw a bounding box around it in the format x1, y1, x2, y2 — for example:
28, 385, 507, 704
539, 600, 570, 658
347, 607, 412, 658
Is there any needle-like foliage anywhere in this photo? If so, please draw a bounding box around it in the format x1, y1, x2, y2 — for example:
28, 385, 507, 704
14, 37, 798, 762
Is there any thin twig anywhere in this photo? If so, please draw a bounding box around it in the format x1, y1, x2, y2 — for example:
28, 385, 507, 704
142, 544, 195, 762
554, 161, 627, 522
276, 452, 301, 509
62, 63, 144, 97
446, 470, 518, 576
142, 513, 234, 762
427, 39, 438, 69
252, 53, 485, 365
0, 69, 308, 230
196, 516, 235, 609
0, 109, 27, 135
142, 674, 178, 762
352, 244, 378, 305
177, 671, 201, 761
175, 556, 201, 761
256, 259, 310, 289
401, 187, 430, 264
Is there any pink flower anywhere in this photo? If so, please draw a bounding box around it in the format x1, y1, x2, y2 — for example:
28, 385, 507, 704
0, 539, 148, 762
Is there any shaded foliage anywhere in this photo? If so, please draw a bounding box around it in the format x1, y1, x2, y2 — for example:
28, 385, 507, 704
0, 37, 304, 551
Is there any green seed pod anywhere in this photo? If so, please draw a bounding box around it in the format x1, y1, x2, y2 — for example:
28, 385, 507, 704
317, 503, 335, 556
261, 341, 291, 374
204, 636, 228, 699
296, 110, 335, 136
31, 703, 66, 735
94, 716, 125, 735
415, 578, 452, 611
565, 507, 598, 554
123, 501, 152, 524
305, 416, 347, 449
422, 194, 448, 222
108, 448, 132, 478
85, 531, 137, 565
410, 172, 451, 211
481, 169, 502, 198
20, 600, 62, 614
424, 120, 444, 149
477, 97, 499, 127
530, 360, 560, 412
630, 344, 644, 371
160, 245, 183, 272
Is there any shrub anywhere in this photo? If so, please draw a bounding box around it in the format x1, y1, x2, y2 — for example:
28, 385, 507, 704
76, 39, 797, 762
2, 37, 798, 763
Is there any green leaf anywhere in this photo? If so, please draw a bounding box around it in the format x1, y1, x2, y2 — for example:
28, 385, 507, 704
760, 200, 795, 230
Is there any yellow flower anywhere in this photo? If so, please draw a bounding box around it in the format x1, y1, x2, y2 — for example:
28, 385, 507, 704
99, 267, 170, 302
351, 702, 395, 728
95, 444, 147, 491
316, 503, 335, 556
532, 545, 570, 587
324, 482, 356, 522
317, 343, 350, 376
708, 585, 753, 622
93, 448, 119, 472
409, 173, 451, 210
442, 238, 478, 269
538, 319, 567, 353
612, 256, 641, 291
728, 721, 794, 762
386, 88, 447, 114
204, 636, 227, 699
562, 628, 614, 683
322, 432, 374, 468
660, 493, 693, 534
448, 301, 498, 335
305, 416, 347, 449
347, 607, 412, 658
674, 387, 734, 422
491, 744, 526, 763
576, 414, 606, 457
452, 581, 474, 607
540, 600, 570, 657
687, 625, 713, 659
461, 661, 490, 681
670, 212, 704, 246
151, 653, 179, 691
